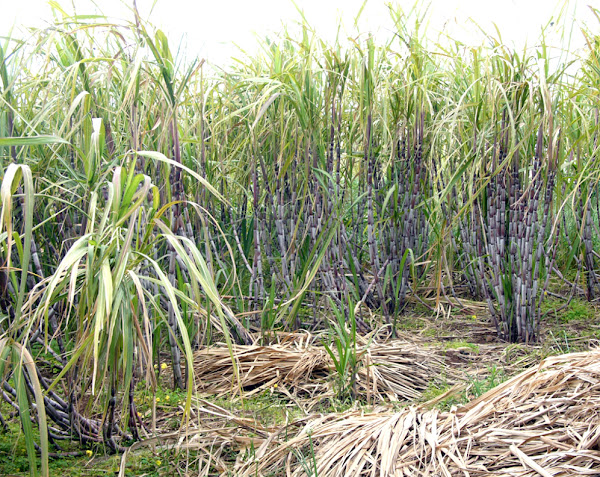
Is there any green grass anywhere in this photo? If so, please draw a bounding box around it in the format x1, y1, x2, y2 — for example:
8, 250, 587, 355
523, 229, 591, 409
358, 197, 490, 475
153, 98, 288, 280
464, 365, 506, 400
542, 297, 597, 323
540, 298, 599, 352
443, 340, 480, 353
420, 383, 463, 411
558, 300, 596, 323
396, 316, 428, 331
422, 328, 439, 338
0, 421, 32, 476
421, 364, 507, 411
210, 390, 307, 427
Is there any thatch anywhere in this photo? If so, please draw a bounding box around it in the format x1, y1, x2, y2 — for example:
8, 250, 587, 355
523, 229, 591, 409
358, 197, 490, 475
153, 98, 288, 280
235, 349, 600, 476
191, 338, 466, 403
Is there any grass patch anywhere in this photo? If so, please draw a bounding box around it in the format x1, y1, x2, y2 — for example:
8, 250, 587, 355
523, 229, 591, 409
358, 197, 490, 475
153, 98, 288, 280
421, 383, 463, 411
558, 299, 596, 323
422, 364, 507, 412
541, 297, 597, 323
443, 340, 480, 353
210, 390, 306, 427
421, 328, 439, 338
396, 316, 427, 331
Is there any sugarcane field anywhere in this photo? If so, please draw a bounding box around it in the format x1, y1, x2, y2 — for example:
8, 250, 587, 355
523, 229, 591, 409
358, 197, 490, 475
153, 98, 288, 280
1, 0, 600, 475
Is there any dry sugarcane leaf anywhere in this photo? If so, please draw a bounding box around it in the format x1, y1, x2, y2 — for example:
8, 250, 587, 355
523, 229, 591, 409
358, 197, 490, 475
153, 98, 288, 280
235, 348, 600, 477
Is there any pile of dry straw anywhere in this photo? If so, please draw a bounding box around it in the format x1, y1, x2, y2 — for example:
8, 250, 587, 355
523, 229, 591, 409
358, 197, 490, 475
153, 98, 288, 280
231, 348, 600, 476
191, 334, 467, 403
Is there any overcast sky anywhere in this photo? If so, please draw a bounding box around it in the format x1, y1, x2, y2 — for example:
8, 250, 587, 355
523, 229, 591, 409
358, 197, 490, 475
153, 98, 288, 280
1, 0, 597, 64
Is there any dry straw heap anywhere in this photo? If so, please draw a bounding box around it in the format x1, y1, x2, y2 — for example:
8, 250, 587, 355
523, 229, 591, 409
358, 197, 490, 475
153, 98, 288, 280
191, 336, 465, 404
234, 348, 600, 476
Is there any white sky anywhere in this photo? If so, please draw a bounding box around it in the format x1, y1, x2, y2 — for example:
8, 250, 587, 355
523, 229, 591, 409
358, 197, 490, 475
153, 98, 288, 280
0, 0, 598, 65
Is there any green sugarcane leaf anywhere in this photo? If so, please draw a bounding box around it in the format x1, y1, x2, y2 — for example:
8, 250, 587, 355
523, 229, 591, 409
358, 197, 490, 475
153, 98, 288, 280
0, 136, 69, 146
12, 347, 39, 477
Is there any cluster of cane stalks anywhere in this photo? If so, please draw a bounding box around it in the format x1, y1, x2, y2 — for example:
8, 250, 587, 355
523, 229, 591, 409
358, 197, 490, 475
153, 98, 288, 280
0, 3, 599, 473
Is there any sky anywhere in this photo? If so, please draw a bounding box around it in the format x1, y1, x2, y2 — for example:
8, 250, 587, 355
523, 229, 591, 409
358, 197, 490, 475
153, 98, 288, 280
0, 0, 598, 65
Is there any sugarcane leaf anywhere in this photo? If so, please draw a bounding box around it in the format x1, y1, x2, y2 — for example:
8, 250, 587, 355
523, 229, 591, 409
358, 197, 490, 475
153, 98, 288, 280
137, 151, 230, 206
0, 136, 69, 146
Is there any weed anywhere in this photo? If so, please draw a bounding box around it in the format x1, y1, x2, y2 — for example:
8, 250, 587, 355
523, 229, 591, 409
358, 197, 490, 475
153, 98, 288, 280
464, 365, 506, 400
547, 330, 573, 354
293, 431, 319, 477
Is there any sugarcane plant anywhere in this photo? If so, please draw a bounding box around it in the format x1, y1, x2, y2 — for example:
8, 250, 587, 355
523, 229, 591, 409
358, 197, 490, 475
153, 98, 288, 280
480, 119, 560, 342
1, 2, 599, 472
568, 19, 600, 302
